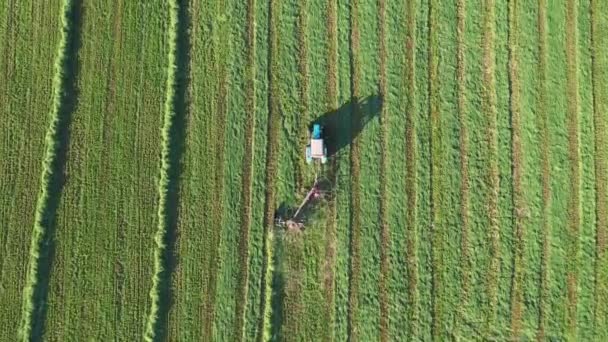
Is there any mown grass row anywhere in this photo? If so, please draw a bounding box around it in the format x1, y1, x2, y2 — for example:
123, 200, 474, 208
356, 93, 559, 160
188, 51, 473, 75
507, 0, 524, 336
145, 0, 183, 340
377, 0, 389, 338
404, 0, 419, 338
564, 0, 581, 337
323, 0, 339, 336
257, 0, 281, 338
347, 0, 363, 339
456, 0, 470, 335
18, 0, 77, 340
482, 0, 500, 333
591, 0, 608, 337
0, 1, 63, 340
428, 0, 444, 338
234, 0, 257, 338
295, 0, 309, 193
206, 0, 230, 336
536, 0, 550, 338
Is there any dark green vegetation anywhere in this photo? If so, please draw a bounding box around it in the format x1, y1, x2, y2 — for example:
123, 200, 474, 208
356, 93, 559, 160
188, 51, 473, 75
0, 0, 606, 340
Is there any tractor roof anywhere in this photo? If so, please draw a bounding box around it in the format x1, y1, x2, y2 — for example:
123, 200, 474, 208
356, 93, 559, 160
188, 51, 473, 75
311, 139, 324, 156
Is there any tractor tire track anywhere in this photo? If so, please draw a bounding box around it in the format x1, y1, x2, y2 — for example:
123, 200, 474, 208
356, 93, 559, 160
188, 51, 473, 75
481, 0, 500, 334
404, 0, 419, 338
234, 0, 256, 338
536, 0, 551, 339
347, 0, 363, 340
565, 0, 581, 337
591, 0, 608, 335
456, 0, 471, 334
507, 0, 525, 336
377, 0, 389, 339
323, 0, 339, 337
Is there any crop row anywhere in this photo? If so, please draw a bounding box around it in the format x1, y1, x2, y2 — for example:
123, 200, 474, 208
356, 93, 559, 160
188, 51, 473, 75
482, 0, 500, 333
536, 0, 550, 338
455, 0, 470, 336
403, 0, 419, 338
507, 0, 524, 336
565, 0, 581, 337
377, 0, 389, 339
346, 0, 362, 339
591, 0, 608, 335
323, 0, 339, 336
234, 0, 257, 339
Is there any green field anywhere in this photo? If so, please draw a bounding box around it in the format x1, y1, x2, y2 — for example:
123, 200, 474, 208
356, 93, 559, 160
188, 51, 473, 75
1, 0, 607, 340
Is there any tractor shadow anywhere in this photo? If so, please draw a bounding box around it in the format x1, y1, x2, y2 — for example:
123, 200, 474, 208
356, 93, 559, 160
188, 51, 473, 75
309, 94, 382, 158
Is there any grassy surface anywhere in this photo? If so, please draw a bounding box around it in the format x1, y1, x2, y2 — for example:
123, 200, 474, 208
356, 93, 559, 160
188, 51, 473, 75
0, 1, 63, 340
40, 1, 168, 340
0, 0, 607, 340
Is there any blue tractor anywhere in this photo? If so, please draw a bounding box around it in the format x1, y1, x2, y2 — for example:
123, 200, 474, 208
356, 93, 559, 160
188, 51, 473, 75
305, 124, 327, 164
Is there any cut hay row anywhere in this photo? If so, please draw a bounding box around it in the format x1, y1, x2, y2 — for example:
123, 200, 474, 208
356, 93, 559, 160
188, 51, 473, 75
347, 0, 363, 339
257, 0, 281, 338
235, 0, 257, 338
404, 0, 419, 338
145, 0, 182, 339
565, 0, 581, 337
507, 0, 524, 336
296, 0, 309, 192
323, 0, 339, 336
428, 0, 444, 338
591, 0, 608, 335
0, 1, 63, 339
536, 0, 550, 339
17, 0, 75, 340
481, 0, 500, 333
377, 0, 389, 339
42, 0, 168, 339
204, 0, 230, 336
456, 0, 470, 333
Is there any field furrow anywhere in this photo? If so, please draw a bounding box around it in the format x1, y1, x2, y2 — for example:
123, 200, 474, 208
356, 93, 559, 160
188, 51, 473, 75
0, 1, 63, 340
591, 0, 608, 338
42, 1, 167, 340
565, 0, 581, 337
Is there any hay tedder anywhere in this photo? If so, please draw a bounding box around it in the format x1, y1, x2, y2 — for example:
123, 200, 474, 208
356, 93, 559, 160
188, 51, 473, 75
276, 124, 332, 230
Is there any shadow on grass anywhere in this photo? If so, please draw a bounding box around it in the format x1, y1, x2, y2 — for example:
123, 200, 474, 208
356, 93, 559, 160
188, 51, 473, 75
310, 94, 382, 159
269, 232, 286, 341
29, 1, 82, 340
150, 0, 191, 341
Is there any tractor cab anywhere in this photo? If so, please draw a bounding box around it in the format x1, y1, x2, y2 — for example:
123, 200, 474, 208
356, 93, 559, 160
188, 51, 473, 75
306, 124, 327, 164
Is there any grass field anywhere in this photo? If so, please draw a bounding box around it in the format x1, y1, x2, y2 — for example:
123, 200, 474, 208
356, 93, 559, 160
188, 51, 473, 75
1, 0, 607, 340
